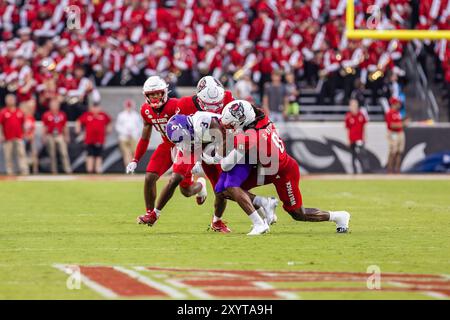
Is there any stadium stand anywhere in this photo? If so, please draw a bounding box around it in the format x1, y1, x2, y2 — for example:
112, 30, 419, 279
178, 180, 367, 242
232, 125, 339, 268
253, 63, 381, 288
0, 0, 449, 122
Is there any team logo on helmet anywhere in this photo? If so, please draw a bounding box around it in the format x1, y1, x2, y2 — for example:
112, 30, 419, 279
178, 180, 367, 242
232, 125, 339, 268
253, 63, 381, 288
230, 102, 246, 123
197, 79, 207, 92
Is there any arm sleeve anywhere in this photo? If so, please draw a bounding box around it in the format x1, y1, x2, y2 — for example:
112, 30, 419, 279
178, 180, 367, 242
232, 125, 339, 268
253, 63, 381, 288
220, 148, 246, 172
133, 138, 150, 162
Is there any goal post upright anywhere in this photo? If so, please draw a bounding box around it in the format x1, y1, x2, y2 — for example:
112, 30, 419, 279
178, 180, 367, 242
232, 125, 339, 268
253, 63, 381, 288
345, 0, 450, 40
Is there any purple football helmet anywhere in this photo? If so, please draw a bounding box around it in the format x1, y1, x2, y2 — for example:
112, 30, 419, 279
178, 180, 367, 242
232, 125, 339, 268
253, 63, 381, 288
166, 114, 194, 145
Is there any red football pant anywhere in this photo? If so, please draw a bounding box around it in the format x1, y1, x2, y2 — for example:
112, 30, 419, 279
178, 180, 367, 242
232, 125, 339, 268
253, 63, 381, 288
147, 144, 197, 188
241, 156, 303, 212
172, 150, 195, 188
172, 149, 222, 189
146, 142, 174, 176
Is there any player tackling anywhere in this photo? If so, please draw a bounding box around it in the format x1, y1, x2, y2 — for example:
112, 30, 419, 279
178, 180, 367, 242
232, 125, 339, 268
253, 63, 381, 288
167, 101, 350, 235
216, 100, 351, 235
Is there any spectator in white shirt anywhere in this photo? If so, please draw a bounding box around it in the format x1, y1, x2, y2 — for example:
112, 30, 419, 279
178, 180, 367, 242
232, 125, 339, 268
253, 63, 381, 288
234, 73, 254, 102
115, 99, 141, 167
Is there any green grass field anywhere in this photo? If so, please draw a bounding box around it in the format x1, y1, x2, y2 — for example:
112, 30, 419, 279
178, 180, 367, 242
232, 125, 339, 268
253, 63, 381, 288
0, 176, 449, 300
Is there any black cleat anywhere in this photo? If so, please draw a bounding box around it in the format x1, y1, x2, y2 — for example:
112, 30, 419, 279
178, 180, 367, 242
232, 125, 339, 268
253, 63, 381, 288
336, 227, 349, 233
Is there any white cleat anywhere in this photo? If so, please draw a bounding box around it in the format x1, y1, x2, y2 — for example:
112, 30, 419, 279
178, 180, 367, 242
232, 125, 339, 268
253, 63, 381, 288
247, 222, 270, 236
334, 211, 350, 233
196, 177, 207, 205
262, 197, 278, 225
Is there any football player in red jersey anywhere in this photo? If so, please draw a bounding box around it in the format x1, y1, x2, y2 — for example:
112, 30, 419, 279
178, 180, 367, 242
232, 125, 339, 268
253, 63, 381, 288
143, 76, 238, 231
126, 76, 207, 226
213, 100, 351, 235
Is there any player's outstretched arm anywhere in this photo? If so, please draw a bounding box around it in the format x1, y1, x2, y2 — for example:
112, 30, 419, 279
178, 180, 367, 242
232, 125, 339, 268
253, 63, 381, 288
220, 149, 245, 172
126, 121, 152, 174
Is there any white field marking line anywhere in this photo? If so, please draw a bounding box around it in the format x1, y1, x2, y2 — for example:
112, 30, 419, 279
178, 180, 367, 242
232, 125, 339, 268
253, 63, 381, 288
425, 291, 449, 300
113, 266, 186, 299
187, 288, 214, 300
138, 266, 248, 279
163, 278, 213, 300
253, 281, 274, 289
388, 281, 449, 300
53, 264, 118, 299
253, 281, 299, 300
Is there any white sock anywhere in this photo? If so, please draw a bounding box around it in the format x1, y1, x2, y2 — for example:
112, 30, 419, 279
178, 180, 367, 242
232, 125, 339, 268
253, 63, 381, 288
249, 211, 265, 226
328, 211, 337, 222
253, 196, 268, 208
154, 209, 161, 216
329, 211, 348, 225
213, 215, 221, 223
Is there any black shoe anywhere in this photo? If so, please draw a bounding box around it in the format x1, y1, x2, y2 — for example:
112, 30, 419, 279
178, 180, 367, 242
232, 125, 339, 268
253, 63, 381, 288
336, 227, 349, 233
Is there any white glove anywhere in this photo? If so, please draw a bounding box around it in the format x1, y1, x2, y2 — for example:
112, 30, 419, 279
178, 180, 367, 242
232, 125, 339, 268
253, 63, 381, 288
201, 152, 222, 165
191, 161, 203, 175
126, 160, 138, 174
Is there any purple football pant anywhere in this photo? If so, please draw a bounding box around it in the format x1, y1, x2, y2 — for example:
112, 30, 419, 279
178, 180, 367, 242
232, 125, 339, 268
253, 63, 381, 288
214, 164, 252, 194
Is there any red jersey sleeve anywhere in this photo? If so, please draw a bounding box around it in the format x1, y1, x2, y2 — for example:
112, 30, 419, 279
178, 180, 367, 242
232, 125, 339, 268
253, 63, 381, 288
177, 96, 198, 115
140, 103, 149, 121
223, 90, 235, 105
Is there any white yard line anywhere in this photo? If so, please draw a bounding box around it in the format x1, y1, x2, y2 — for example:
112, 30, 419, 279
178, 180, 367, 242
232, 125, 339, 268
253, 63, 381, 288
53, 264, 118, 299
163, 278, 213, 299
253, 281, 299, 300
113, 266, 186, 299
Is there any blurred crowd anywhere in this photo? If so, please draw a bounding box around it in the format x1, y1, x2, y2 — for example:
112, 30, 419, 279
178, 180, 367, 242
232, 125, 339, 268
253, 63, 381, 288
1, 0, 449, 122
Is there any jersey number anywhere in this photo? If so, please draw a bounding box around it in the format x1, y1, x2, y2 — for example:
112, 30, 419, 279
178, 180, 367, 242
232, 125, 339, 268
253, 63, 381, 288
271, 133, 285, 153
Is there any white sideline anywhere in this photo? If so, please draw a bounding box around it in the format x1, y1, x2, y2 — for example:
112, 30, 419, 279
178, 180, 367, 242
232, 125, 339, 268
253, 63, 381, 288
53, 264, 118, 299
113, 266, 186, 299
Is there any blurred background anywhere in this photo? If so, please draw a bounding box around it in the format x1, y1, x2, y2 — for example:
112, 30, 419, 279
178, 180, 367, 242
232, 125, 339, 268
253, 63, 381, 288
0, 0, 449, 175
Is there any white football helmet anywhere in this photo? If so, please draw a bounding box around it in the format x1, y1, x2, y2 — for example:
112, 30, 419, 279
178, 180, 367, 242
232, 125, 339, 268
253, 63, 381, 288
221, 100, 256, 130
196, 76, 225, 111
142, 76, 169, 109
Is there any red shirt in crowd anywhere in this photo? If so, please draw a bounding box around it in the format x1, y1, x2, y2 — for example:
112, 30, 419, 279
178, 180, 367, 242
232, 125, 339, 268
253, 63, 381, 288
345, 111, 367, 143
385, 108, 403, 132
23, 114, 36, 140
0, 107, 25, 141
42, 110, 67, 135
78, 111, 111, 145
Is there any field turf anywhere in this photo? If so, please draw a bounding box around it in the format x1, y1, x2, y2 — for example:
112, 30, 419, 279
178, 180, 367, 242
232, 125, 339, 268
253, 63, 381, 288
0, 176, 449, 299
